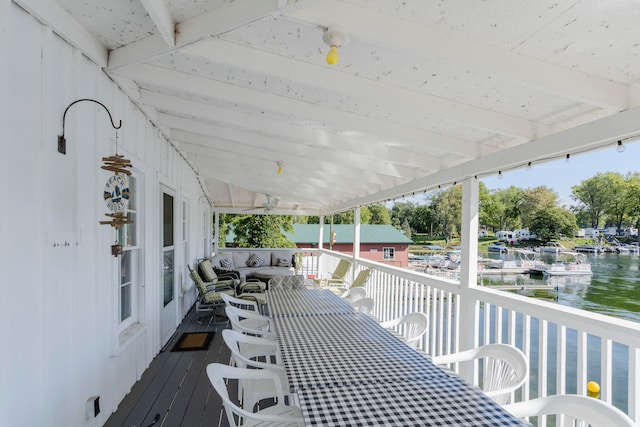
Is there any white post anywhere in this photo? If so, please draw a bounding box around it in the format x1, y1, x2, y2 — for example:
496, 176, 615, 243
353, 207, 361, 282
318, 215, 324, 278
457, 177, 480, 382
213, 211, 219, 255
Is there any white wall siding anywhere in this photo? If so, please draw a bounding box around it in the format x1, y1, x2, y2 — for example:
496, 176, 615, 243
1, 3, 209, 426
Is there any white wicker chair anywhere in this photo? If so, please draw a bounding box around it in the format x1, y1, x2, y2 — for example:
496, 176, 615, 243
504, 394, 635, 427
431, 343, 528, 405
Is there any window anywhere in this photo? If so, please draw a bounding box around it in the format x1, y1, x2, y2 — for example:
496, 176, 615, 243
383, 247, 395, 260
117, 175, 140, 330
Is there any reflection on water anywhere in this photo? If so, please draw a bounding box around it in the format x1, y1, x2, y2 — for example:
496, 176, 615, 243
479, 253, 640, 413
480, 253, 640, 323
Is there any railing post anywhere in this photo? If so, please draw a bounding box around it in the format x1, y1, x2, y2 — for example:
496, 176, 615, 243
353, 207, 361, 282
457, 177, 480, 382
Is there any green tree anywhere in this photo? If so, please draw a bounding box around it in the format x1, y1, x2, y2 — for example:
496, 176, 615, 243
529, 207, 577, 242
390, 201, 416, 229
231, 215, 296, 248
368, 204, 392, 224
571, 173, 614, 228
520, 186, 558, 226
411, 204, 435, 234
401, 219, 412, 239
429, 185, 462, 243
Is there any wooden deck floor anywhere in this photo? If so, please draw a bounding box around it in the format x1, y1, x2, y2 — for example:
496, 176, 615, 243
104, 308, 235, 427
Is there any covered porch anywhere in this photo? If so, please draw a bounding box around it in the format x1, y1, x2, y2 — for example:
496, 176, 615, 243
4, 0, 640, 425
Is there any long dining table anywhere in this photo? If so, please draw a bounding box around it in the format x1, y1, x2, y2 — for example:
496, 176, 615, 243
266, 288, 529, 426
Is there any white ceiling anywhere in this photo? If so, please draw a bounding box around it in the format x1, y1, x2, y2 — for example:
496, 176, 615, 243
24, 0, 640, 215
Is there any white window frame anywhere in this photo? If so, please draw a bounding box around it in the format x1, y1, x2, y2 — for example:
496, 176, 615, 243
383, 246, 395, 260
117, 174, 141, 332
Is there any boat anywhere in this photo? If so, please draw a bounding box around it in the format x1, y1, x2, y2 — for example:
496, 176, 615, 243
574, 245, 602, 254
529, 252, 592, 276
488, 242, 508, 253
485, 249, 546, 274
538, 241, 568, 254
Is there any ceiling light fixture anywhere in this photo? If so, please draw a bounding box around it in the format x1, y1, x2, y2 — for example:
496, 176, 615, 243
498, 171, 503, 179
617, 140, 626, 153
276, 161, 283, 175
525, 162, 532, 171
565, 154, 571, 162
323, 27, 348, 65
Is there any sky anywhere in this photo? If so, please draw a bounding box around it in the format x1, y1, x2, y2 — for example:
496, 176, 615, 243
394, 140, 640, 208
481, 140, 640, 207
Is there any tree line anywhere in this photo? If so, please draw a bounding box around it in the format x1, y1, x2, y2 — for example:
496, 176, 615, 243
220, 171, 640, 247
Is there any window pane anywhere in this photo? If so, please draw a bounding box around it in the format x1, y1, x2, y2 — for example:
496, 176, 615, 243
120, 284, 131, 321
127, 176, 136, 210
120, 251, 132, 285
163, 193, 174, 247
163, 249, 174, 306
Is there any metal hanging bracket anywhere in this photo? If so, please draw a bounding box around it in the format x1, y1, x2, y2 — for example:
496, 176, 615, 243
58, 98, 122, 154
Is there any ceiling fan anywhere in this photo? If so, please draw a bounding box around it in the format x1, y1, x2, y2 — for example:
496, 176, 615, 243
243, 194, 278, 212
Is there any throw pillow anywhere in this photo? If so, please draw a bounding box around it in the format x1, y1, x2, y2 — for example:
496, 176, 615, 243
220, 258, 233, 270
246, 253, 263, 268
277, 257, 291, 267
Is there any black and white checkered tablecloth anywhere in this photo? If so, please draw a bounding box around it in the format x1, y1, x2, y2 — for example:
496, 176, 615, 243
266, 289, 354, 317
294, 376, 529, 426
274, 314, 448, 392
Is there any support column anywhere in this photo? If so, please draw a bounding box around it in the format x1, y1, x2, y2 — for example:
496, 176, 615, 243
353, 207, 361, 282
457, 177, 480, 382
213, 211, 219, 255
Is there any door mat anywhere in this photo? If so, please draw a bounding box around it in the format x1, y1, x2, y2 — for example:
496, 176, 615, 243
170, 332, 214, 352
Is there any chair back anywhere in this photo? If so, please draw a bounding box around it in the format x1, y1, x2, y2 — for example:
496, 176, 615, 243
225, 305, 274, 337
221, 292, 258, 312
333, 259, 352, 281
206, 363, 301, 427
198, 259, 218, 283
341, 287, 367, 302
221, 329, 279, 369
187, 265, 208, 296
397, 312, 429, 349
431, 343, 528, 405
350, 268, 371, 288
350, 297, 375, 315
503, 394, 636, 427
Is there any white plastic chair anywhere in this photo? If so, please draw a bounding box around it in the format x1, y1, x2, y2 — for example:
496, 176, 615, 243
503, 394, 635, 427
207, 363, 304, 427
226, 306, 275, 339
379, 312, 429, 349
340, 286, 367, 303
350, 297, 375, 315
222, 329, 287, 411
431, 343, 528, 405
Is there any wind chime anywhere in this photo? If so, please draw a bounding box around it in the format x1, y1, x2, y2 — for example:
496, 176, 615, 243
58, 98, 132, 256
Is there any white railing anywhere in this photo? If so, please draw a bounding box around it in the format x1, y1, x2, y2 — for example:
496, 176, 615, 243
317, 249, 640, 424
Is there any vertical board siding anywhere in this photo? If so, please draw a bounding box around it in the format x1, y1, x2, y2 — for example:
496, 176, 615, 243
3, 3, 211, 426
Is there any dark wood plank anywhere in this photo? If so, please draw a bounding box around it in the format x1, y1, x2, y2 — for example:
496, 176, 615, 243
105, 308, 231, 427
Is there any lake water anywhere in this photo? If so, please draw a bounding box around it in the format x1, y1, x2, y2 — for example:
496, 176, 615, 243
478, 252, 640, 413
479, 252, 640, 322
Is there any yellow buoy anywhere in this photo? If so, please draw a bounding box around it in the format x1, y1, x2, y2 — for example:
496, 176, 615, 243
587, 381, 600, 398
